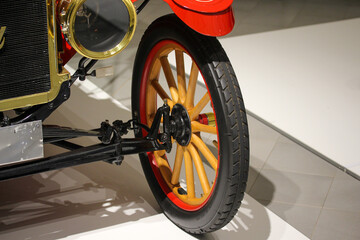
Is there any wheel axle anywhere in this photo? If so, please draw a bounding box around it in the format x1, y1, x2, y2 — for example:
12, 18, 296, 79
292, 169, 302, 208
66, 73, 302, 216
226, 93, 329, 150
170, 103, 192, 146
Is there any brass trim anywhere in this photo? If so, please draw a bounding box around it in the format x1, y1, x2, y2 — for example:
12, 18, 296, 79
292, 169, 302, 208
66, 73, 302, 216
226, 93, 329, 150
0, 26, 6, 50
59, 0, 137, 60
0, 0, 70, 112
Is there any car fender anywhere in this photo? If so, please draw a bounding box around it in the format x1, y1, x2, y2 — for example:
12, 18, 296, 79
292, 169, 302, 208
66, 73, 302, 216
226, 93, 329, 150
162, 0, 234, 36
132, 0, 235, 36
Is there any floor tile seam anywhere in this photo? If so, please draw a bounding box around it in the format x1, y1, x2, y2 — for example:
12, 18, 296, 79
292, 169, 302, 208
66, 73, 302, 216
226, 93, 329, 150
284, 4, 306, 28
244, 0, 261, 15
260, 167, 337, 178
110, 77, 132, 96
310, 175, 336, 238
253, 197, 325, 208
238, 21, 284, 29
247, 134, 280, 193
91, 79, 109, 91
302, 1, 350, 9
320, 206, 360, 214
257, 199, 323, 209
247, 166, 262, 192
100, 67, 132, 92
260, 134, 281, 168
246, 168, 261, 193
97, 79, 116, 92
115, 96, 132, 101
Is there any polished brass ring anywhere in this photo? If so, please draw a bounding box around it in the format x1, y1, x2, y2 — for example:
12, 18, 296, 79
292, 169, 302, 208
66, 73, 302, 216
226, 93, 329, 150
59, 0, 136, 60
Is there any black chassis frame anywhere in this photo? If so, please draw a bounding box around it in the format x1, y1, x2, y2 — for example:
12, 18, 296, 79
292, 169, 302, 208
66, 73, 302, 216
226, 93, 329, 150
0, 56, 173, 181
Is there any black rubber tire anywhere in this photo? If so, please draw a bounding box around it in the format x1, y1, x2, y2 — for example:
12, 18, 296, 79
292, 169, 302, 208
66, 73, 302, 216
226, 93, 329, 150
131, 14, 249, 234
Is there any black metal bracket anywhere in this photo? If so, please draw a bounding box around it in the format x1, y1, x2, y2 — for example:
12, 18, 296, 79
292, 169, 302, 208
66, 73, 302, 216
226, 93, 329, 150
146, 101, 172, 153
9, 81, 71, 125
71, 57, 98, 83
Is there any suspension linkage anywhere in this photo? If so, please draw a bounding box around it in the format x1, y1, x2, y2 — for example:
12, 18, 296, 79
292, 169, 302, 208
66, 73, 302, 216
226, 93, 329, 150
97, 102, 172, 165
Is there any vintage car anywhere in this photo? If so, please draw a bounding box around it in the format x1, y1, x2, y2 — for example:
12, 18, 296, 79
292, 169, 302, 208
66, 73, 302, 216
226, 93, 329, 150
0, 0, 249, 234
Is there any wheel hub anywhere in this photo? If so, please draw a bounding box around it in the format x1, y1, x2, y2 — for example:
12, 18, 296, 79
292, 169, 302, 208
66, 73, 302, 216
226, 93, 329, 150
170, 104, 191, 146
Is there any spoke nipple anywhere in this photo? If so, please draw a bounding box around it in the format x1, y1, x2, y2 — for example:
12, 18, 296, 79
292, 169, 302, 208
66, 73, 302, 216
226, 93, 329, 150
182, 110, 187, 117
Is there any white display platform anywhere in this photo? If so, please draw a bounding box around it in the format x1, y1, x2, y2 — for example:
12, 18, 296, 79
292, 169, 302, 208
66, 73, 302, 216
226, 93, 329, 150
220, 18, 360, 177
0, 80, 308, 239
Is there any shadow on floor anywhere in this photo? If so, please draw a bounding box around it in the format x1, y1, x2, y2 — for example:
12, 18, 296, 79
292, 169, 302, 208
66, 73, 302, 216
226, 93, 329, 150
0, 159, 160, 240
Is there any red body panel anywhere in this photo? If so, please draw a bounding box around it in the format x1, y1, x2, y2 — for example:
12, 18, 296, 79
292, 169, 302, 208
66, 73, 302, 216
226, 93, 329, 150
133, 0, 235, 36
164, 0, 234, 36
171, 0, 232, 13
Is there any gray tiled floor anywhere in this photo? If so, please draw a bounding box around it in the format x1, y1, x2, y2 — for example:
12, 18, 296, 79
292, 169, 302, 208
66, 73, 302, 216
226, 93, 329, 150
324, 170, 360, 213
82, 1, 360, 239
247, 117, 360, 239
263, 136, 337, 177
312, 208, 360, 240
258, 200, 322, 237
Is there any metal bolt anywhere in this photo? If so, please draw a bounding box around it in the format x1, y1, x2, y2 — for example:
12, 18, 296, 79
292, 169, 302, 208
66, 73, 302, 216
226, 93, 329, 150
160, 133, 168, 142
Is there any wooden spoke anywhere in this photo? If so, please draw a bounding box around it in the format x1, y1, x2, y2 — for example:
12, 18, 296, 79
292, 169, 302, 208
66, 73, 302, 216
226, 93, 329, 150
147, 113, 155, 125
150, 81, 175, 108
191, 134, 218, 170
189, 93, 210, 121
176, 50, 186, 104
160, 56, 179, 103
188, 143, 210, 194
151, 80, 170, 100
191, 121, 217, 134
183, 147, 195, 198
184, 62, 199, 108
149, 58, 161, 81
154, 151, 172, 182
171, 144, 184, 185
212, 140, 219, 149
146, 59, 160, 127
